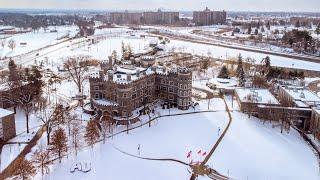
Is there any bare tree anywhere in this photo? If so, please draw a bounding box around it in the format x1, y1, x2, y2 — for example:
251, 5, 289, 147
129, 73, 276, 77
32, 146, 52, 176
10, 157, 36, 180
51, 128, 68, 163
71, 119, 82, 155
63, 55, 98, 94
8, 39, 16, 51
101, 115, 113, 143
84, 120, 100, 149
0, 39, 5, 49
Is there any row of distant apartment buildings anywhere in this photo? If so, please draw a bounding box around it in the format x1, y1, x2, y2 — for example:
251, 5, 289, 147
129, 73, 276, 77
108, 7, 226, 26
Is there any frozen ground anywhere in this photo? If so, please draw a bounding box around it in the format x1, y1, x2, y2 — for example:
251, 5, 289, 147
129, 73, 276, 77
165, 39, 320, 71
31, 97, 320, 180
0, 26, 78, 59
37, 111, 229, 180
209, 112, 320, 180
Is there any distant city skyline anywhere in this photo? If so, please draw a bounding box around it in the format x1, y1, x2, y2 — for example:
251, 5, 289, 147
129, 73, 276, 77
0, 0, 320, 12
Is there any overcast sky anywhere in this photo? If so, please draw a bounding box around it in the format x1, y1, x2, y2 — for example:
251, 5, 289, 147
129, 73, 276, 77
1, 0, 320, 12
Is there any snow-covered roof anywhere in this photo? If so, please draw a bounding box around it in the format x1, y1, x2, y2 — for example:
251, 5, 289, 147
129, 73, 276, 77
236, 88, 279, 105
93, 99, 119, 107
0, 108, 14, 118
281, 86, 320, 105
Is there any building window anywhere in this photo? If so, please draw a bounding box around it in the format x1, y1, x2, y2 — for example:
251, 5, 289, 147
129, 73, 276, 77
123, 93, 127, 98
132, 94, 137, 99
169, 95, 174, 100
169, 81, 174, 86
94, 86, 99, 91
94, 93, 100, 99
169, 88, 173, 93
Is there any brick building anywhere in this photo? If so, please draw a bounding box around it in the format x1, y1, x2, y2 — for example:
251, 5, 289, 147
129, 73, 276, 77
193, 7, 226, 26
89, 58, 192, 120
143, 10, 179, 25
0, 108, 16, 142
110, 11, 143, 25
109, 9, 179, 25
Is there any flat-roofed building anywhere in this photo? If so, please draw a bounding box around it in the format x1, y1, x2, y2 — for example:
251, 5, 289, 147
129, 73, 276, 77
278, 86, 320, 108
235, 88, 280, 114
143, 10, 179, 25
193, 7, 226, 26
110, 11, 143, 25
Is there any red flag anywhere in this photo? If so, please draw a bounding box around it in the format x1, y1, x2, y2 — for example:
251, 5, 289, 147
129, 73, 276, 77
202, 152, 207, 156
187, 151, 192, 158
197, 150, 202, 154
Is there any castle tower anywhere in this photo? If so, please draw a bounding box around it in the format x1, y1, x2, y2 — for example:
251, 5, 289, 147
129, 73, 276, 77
177, 67, 192, 110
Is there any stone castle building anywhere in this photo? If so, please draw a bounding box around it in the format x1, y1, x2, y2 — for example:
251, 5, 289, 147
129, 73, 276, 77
193, 7, 227, 26
89, 57, 192, 119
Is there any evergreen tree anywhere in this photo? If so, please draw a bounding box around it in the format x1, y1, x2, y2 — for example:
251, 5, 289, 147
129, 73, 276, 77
8, 59, 21, 83
266, 21, 271, 31
254, 28, 259, 35
238, 69, 246, 87
126, 44, 133, 59
218, 65, 230, 79
247, 24, 252, 34
264, 56, 271, 68
236, 54, 242, 72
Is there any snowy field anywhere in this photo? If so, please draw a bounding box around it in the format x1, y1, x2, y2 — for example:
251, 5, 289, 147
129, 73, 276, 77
209, 112, 320, 180
1, 25, 320, 73
36, 110, 229, 180
28, 97, 320, 180
0, 26, 78, 58
165, 39, 320, 71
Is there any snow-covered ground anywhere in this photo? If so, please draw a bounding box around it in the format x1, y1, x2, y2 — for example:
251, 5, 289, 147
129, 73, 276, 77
41, 111, 228, 180
210, 112, 320, 180
165, 39, 320, 71
0, 26, 78, 59
28, 97, 320, 180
